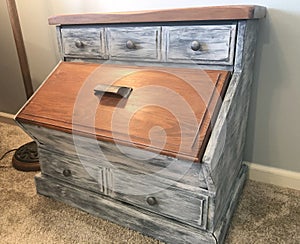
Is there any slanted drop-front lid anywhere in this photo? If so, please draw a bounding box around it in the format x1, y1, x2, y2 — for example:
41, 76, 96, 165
16, 62, 230, 162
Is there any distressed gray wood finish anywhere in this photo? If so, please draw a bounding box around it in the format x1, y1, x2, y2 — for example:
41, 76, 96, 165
65, 57, 234, 72
213, 165, 247, 244
61, 26, 107, 59
35, 173, 218, 244
58, 24, 237, 66
38, 148, 108, 194
111, 169, 209, 229
202, 20, 260, 229
164, 24, 236, 65
56, 26, 64, 60
21, 123, 207, 189
16, 8, 265, 244
107, 27, 161, 61
34, 164, 247, 244
38, 147, 209, 229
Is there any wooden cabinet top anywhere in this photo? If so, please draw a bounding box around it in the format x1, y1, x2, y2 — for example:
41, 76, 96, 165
16, 62, 230, 162
49, 5, 266, 25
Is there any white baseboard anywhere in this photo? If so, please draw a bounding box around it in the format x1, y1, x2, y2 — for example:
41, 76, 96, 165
0, 112, 16, 125
245, 162, 300, 191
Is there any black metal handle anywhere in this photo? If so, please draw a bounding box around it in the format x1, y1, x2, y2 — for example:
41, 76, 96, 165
94, 84, 132, 98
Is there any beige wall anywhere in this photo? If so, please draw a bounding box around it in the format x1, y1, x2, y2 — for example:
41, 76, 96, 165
0, 0, 26, 113
0, 0, 299, 172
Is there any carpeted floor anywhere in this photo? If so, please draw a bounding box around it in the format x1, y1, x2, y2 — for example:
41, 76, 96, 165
0, 121, 299, 244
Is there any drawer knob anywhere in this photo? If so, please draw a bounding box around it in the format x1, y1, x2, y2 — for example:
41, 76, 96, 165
191, 41, 201, 51
75, 40, 84, 48
146, 197, 157, 206
63, 169, 72, 177
126, 40, 136, 49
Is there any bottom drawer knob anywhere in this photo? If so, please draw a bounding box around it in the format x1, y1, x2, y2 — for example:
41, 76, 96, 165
146, 197, 157, 206
63, 169, 72, 177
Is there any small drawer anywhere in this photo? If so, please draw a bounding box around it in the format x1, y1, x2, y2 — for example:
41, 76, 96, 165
61, 26, 106, 58
166, 24, 236, 65
113, 170, 209, 229
38, 148, 109, 195
106, 27, 161, 61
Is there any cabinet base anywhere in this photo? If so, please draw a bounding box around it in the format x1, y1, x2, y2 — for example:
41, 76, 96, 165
35, 165, 247, 244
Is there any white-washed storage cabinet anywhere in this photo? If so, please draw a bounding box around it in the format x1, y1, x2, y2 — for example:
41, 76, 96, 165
16, 6, 266, 244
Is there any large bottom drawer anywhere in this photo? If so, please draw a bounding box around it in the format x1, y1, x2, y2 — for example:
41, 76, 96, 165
35, 173, 220, 244
39, 148, 209, 229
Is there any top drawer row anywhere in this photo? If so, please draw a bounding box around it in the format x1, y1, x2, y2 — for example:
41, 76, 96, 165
60, 24, 236, 65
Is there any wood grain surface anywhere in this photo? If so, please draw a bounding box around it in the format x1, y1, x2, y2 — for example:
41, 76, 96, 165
35, 173, 218, 244
61, 26, 106, 58
107, 26, 161, 61
48, 5, 266, 25
57, 24, 237, 66
14, 5, 265, 244
16, 62, 230, 161
165, 24, 236, 65
38, 147, 209, 229
20, 123, 208, 189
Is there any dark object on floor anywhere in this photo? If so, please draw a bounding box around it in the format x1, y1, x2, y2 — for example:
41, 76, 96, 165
12, 141, 40, 171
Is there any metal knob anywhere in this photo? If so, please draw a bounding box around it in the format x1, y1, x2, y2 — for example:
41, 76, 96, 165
63, 169, 72, 177
75, 40, 84, 48
146, 197, 157, 206
191, 40, 201, 51
126, 40, 136, 49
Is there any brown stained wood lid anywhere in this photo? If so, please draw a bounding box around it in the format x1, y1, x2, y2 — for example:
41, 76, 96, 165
48, 5, 266, 25
16, 62, 231, 162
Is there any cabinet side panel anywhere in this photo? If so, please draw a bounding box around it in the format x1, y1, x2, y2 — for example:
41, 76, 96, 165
202, 20, 260, 227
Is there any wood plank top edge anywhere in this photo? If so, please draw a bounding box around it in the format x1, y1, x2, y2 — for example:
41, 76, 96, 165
48, 5, 266, 25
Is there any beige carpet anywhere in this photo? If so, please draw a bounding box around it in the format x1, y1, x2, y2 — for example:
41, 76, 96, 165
0, 121, 299, 243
